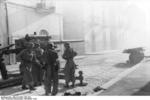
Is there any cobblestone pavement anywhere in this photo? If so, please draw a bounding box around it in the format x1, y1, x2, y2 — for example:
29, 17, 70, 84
0, 52, 131, 96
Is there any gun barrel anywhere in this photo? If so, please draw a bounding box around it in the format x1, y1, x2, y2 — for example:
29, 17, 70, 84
0, 44, 15, 54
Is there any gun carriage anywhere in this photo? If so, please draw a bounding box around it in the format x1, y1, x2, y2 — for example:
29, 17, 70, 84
0, 35, 84, 89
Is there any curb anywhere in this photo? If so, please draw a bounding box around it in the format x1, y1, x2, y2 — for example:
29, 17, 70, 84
85, 50, 123, 55
91, 60, 144, 96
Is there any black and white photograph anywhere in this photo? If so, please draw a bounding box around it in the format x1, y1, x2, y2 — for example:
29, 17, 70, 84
0, 0, 150, 98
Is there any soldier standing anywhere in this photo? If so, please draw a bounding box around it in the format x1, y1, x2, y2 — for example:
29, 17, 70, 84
18, 42, 35, 90
62, 43, 77, 88
32, 43, 44, 86
0, 52, 8, 80
43, 43, 59, 96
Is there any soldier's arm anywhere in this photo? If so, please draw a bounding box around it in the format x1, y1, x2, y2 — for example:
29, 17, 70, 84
70, 48, 77, 57
55, 52, 59, 61
54, 52, 60, 70
40, 49, 44, 56
62, 50, 67, 59
73, 49, 77, 57
17, 49, 25, 61
41, 51, 47, 65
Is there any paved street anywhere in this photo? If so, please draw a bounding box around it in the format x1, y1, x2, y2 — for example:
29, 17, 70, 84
99, 59, 150, 96
0, 52, 132, 96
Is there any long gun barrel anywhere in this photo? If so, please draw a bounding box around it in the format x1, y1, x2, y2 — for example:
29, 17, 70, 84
0, 44, 14, 51
0, 44, 15, 55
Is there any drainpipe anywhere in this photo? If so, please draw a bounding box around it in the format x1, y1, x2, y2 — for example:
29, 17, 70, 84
59, 15, 63, 55
5, 0, 11, 64
4, 0, 9, 45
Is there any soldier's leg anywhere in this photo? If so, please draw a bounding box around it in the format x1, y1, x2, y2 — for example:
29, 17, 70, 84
38, 65, 42, 85
26, 67, 35, 91
30, 72, 36, 90
44, 68, 52, 95
22, 71, 28, 89
31, 64, 39, 86
71, 69, 75, 87
64, 63, 70, 87
44, 78, 52, 95
71, 77, 75, 87
23, 68, 30, 89
35, 65, 42, 85
52, 71, 59, 95
64, 75, 69, 88
41, 69, 45, 83
64, 70, 70, 87
19, 63, 28, 89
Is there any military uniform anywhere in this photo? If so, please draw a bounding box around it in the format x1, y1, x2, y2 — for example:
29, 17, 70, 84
0, 57, 8, 80
32, 44, 44, 86
62, 43, 77, 87
0, 49, 8, 80
18, 43, 35, 90
43, 43, 59, 95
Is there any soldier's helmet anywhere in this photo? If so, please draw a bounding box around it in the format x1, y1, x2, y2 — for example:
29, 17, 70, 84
34, 43, 40, 48
79, 71, 83, 75
25, 34, 31, 41
47, 42, 54, 49
64, 42, 70, 48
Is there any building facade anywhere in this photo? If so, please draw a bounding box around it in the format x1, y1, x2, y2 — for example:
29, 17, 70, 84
1, 0, 150, 64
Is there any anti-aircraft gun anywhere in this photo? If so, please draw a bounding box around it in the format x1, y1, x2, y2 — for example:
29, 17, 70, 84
123, 47, 145, 65
0, 34, 85, 89
0, 35, 52, 88
15, 34, 53, 52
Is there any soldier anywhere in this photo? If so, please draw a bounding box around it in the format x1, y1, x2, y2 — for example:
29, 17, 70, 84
62, 43, 77, 88
18, 42, 35, 90
21, 34, 32, 49
0, 53, 8, 80
32, 43, 44, 86
43, 43, 59, 96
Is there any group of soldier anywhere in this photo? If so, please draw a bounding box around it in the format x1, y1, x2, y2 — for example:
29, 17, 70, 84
16, 34, 77, 96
